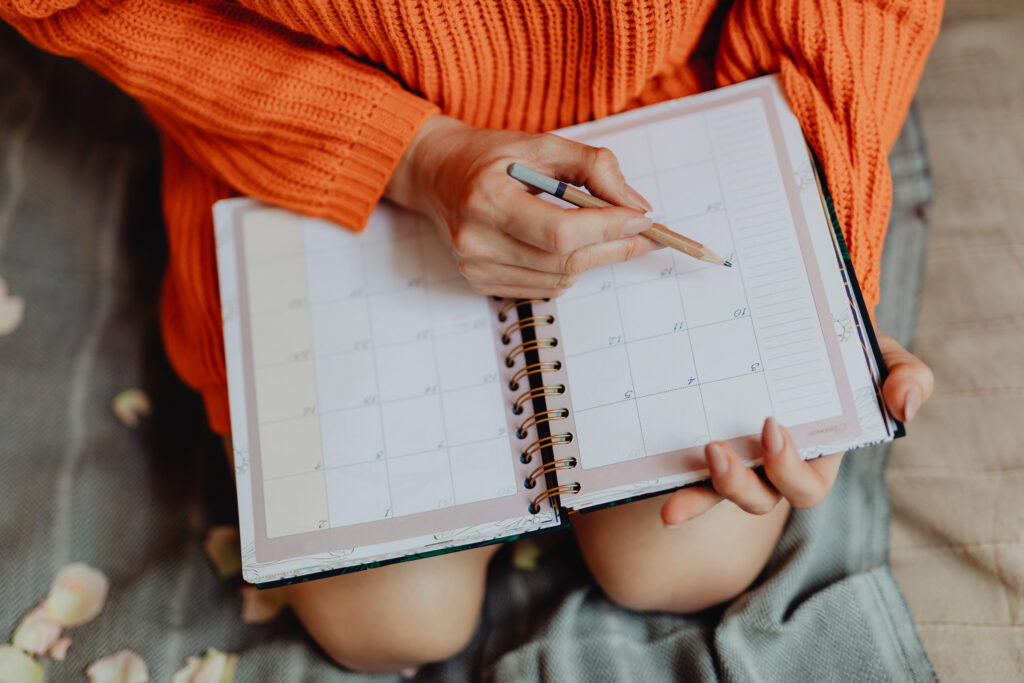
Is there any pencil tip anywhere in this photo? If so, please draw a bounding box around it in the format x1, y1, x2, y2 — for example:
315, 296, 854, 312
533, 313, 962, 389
723, 261, 732, 268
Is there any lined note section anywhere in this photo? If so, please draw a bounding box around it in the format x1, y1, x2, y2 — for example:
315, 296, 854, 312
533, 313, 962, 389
707, 99, 842, 426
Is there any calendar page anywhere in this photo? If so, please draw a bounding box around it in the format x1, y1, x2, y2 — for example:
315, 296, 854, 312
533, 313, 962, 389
214, 200, 561, 585
532, 76, 900, 510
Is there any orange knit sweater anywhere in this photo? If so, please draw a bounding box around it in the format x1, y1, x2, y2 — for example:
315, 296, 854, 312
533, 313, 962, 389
2, 0, 942, 434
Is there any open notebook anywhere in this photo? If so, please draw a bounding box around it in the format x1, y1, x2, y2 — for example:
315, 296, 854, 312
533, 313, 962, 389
213, 75, 901, 587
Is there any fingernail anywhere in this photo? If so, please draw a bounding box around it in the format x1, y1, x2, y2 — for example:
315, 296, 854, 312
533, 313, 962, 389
706, 443, 729, 476
903, 386, 921, 422
763, 417, 785, 454
622, 215, 653, 237
622, 183, 654, 212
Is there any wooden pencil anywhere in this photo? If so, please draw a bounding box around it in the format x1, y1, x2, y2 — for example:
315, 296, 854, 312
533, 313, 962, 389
507, 163, 731, 268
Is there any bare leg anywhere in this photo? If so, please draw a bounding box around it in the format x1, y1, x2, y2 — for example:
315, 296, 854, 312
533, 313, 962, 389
221, 437, 499, 672
572, 494, 790, 613
285, 545, 501, 673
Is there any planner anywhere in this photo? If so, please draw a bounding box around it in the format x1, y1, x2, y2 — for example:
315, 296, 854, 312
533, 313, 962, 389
213, 75, 901, 587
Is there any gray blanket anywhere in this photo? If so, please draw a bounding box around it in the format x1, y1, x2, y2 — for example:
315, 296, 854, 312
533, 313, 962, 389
0, 24, 935, 682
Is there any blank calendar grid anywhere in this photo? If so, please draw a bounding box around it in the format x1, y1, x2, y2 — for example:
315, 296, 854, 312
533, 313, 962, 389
247, 211, 517, 537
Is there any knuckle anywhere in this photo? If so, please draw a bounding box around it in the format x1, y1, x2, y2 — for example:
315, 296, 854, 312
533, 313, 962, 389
548, 223, 576, 255
593, 146, 617, 168
713, 473, 740, 499
560, 249, 590, 275
456, 260, 479, 280
451, 229, 485, 259
467, 281, 492, 296
621, 236, 644, 262
554, 271, 580, 291
451, 229, 472, 257
591, 146, 621, 177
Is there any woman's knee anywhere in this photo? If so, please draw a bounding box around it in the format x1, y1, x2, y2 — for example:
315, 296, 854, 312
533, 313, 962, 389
575, 496, 790, 614
594, 548, 768, 614
284, 544, 499, 673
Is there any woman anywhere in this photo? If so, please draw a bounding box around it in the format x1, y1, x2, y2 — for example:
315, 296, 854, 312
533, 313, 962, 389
3, 0, 939, 673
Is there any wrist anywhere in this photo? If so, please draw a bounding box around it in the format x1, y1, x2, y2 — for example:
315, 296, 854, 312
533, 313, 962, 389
385, 113, 468, 215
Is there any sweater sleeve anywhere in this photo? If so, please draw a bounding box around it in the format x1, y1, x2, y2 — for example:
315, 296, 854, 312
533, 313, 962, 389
1, 0, 439, 230
715, 0, 942, 312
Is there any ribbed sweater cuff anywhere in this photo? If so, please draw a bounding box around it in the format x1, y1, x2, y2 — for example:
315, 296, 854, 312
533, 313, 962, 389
320, 87, 438, 230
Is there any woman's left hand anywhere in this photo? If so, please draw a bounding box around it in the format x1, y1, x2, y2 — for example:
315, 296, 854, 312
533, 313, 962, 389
659, 332, 934, 528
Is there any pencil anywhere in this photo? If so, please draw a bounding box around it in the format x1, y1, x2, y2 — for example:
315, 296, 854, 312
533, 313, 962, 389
507, 163, 731, 268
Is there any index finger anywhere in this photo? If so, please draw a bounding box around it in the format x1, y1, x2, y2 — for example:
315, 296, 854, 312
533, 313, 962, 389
500, 190, 651, 255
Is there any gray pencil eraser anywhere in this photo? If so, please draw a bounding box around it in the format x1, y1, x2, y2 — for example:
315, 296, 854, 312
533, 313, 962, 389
507, 163, 562, 195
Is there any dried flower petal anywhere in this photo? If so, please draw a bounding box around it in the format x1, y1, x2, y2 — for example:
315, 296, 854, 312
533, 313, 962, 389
48, 637, 72, 662
171, 649, 238, 683
239, 586, 287, 624
170, 656, 201, 683
85, 650, 149, 683
203, 526, 241, 579
44, 562, 110, 627
11, 603, 62, 655
0, 276, 25, 337
512, 538, 542, 571
0, 645, 43, 683
112, 389, 151, 429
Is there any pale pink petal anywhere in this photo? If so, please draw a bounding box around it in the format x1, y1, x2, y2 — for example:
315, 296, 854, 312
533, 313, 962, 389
44, 562, 110, 627
239, 586, 287, 624
173, 650, 238, 683
0, 276, 25, 337
0, 645, 43, 683
170, 656, 202, 683
48, 637, 72, 662
190, 655, 225, 683
203, 526, 241, 579
11, 604, 62, 655
111, 389, 151, 429
85, 649, 149, 683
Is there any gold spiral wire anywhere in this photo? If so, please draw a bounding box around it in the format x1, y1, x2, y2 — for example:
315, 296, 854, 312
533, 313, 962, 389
528, 482, 581, 514
512, 384, 565, 415
504, 338, 557, 367
524, 457, 578, 489
516, 408, 569, 439
501, 315, 555, 344
497, 298, 549, 322
519, 432, 573, 464
508, 361, 562, 391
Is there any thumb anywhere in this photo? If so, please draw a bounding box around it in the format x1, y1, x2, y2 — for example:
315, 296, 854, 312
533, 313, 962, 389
660, 486, 723, 528
537, 135, 653, 213
878, 332, 934, 422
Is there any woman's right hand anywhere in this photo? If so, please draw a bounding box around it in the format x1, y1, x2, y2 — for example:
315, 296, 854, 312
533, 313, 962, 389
385, 114, 658, 299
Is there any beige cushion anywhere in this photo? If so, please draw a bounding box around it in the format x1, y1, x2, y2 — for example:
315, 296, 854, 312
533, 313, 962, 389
888, 2, 1024, 678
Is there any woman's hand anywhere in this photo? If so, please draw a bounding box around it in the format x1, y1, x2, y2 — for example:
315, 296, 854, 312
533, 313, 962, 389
386, 114, 657, 299
659, 332, 935, 528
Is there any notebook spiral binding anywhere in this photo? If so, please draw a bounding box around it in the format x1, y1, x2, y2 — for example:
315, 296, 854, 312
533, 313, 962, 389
499, 299, 581, 514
